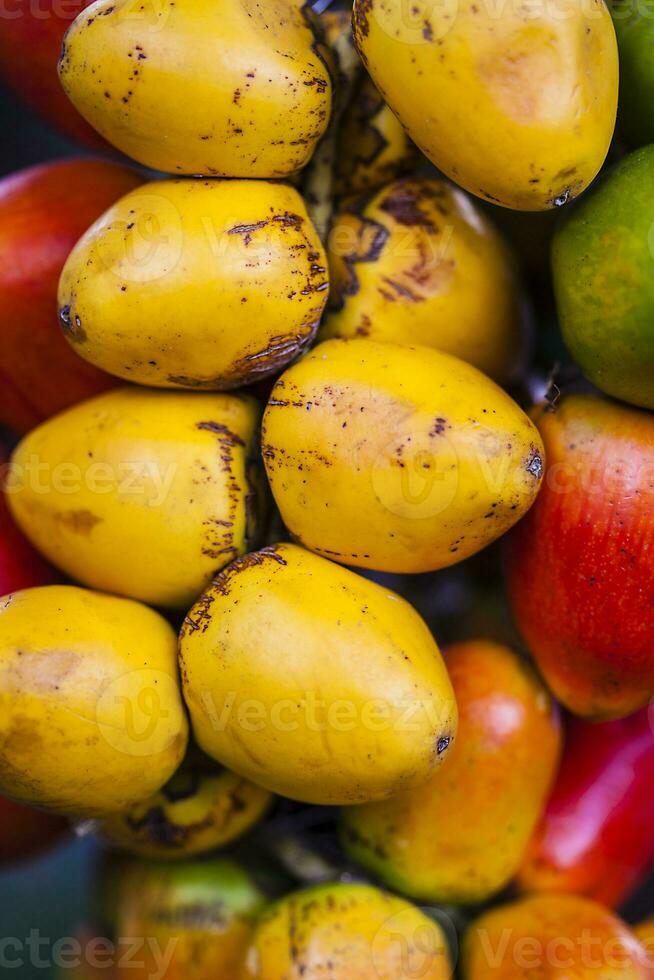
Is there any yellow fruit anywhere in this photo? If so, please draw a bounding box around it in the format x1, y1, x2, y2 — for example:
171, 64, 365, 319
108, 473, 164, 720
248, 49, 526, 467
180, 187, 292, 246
7, 387, 263, 608
58, 179, 328, 390
262, 339, 544, 573
342, 641, 562, 904
335, 75, 421, 198
353, 0, 618, 210
179, 543, 457, 805
98, 752, 272, 860
323, 177, 523, 380
59, 0, 333, 177
240, 882, 453, 980
0, 585, 187, 818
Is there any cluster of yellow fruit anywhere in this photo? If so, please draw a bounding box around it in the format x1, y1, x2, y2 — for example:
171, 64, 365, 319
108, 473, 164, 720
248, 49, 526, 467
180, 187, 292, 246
0, 0, 638, 977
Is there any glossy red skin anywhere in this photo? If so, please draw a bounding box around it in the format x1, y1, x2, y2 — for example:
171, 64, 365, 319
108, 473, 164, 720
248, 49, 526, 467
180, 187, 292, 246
505, 394, 654, 719
0, 158, 142, 433
517, 708, 654, 908
0, 795, 67, 864
0, 0, 105, 147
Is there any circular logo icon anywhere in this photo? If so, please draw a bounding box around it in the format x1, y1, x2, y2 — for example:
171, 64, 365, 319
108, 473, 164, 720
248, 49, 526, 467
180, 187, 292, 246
96, 668, 182, 758
372, 905, 458, 979
371, 427, 460, 520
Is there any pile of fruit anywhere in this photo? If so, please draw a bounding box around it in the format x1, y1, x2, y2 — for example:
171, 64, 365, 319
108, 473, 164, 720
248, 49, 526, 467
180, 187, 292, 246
1, 0, 654, 977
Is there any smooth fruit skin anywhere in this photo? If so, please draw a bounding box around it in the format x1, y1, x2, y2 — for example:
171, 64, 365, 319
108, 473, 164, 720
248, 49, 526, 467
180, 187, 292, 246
352, 0, 617, 211
0, 159, 141, 434
516, 708, 654, 908
553, 147, 654, 409
463, 894, 649, 980
180, 543, 457, 806
113, 858, 268, 980
58, 0, 333, 177
7, 387, 263, 609
335, 75, 421, 198
610, 2, 654, 147
262, 339, 544, 574
0, 795, 67, 865
505, 394, 654, 719
0, 453, 58, 596
342, 640, 561, 905
0, 1, 106, 148
58, 179, 328, 389
322, 178, 523, 381
0, 586, 187, 818
240, 882, 452, 980
98, 753, 272, 860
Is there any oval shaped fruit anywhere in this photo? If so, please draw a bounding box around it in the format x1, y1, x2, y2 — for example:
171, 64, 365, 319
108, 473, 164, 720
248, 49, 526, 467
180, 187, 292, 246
58, 0, 333, 178
0, 585, 187, 817
7, 387, 263, 609
98, 749, 272, 860
463, 894, 648, 980
262, 339, 544, 573
113, 858, 268, 980
180, 543, 457, 805
516, 708, 654, 908
342, 640, 561, 905
0, 159, 140, 433
553, 146, 654, 409
505, 394, 654, 718
352, 0, 618, 210
240, 882, 452, 980
58, 179, 328, 390
609, 1, 654, 147
322, 178, 523, 380
335, 75, 421, 198
0, 1, 106, 148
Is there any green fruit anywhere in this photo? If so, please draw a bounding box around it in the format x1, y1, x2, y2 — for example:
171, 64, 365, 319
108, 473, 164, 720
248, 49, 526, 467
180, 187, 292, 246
553, 146, 654, 409
610, 1, 654, 147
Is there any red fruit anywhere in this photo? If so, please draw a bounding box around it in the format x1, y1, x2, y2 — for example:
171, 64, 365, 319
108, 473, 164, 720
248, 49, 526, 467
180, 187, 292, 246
0, 461, 59, 595
516, 707, 654, 908
505, 394, 654, 719
0, 0, 104, 147
0, 795, 67, 864
0, 158, 142, 433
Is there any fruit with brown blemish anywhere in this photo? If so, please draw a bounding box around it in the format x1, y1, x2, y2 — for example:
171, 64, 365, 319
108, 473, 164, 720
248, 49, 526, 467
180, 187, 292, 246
97, 747, 272, 860
111, 857, 269, 980
58, 0, 333, 177
335, 75, 421, 198
7, 387, 264, 609
179, 542, 457, 805
262, 338, 544, 574
0, 585, 187, 818
322, 177, 523, 381
505, 394, 654, 719
341, 640, 561, 905
352, 0, 617, 210
463, 894, 649, 980
58, 179, 328, 390
240, 881, 453, 980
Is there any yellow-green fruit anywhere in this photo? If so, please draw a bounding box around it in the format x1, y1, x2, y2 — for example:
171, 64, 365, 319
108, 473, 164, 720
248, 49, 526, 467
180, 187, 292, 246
58, 179, 328, 390
341, 641, 562, 905
240, 882, 453, 980
322, 177, 522, 380
262, 339, 544, 573
335, 75, 421, 198
7, 387, 263, 609
98, 754, 272, 860
0, 586, 187, 818
179, 543, 457, 805
58, 0, 333, 178
113, 858, 268, 980
352, 0, 617, 210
